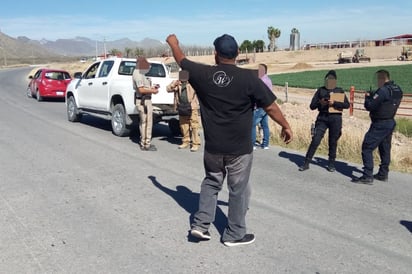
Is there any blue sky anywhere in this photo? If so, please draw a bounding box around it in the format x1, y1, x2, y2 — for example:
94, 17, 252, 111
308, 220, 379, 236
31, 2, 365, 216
0, 0, 411, 47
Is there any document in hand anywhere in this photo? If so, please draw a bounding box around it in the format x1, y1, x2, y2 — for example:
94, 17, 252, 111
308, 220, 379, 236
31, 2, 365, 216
329, 93, 345, 113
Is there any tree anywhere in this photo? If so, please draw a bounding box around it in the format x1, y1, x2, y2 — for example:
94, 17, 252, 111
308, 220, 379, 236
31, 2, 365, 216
240, 40, 253, 53
291, 27, 299, 34
108, 48, 122, 57
253, 40, 265, 52
134, 47, 144, 57
124, 47, 133, 58
267, 26, 281, 52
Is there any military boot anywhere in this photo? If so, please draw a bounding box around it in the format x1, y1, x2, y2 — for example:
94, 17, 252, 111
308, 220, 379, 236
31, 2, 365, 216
299, 160, 310, 171
327, 159, 336, 172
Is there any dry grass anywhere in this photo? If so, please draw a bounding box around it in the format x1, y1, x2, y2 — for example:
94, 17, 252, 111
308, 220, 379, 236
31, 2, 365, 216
27, 61, 92, 77
268, 103, 412, 173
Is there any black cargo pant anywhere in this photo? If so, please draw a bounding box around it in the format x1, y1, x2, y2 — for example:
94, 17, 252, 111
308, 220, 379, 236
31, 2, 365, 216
305, 113, 342, 161
361, 119, 395, 178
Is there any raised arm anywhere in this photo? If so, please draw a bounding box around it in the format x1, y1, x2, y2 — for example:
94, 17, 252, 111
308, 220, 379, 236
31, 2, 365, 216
166, 34, 186, 66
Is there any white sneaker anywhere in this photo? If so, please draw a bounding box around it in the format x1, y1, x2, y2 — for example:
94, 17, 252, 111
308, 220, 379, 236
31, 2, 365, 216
190, 228, 211, 240
223, 234, 255, 247
263, 146, 269, 150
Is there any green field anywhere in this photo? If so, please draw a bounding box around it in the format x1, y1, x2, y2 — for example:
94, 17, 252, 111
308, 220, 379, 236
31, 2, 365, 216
270, 64, 412, 93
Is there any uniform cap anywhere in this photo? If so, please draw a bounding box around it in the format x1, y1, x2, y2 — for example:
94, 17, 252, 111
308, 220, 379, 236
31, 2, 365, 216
325, 70, 337, 79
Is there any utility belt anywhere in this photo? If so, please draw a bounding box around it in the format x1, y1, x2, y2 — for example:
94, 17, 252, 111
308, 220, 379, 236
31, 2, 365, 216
371, 118, 394, 123
318, 112, 342, 116
136, 95, 151, 100
136, 94, 152, 107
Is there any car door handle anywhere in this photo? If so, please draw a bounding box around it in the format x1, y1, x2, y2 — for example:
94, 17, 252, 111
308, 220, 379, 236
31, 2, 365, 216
102, 82, 108, 85
88, 82, 93, 86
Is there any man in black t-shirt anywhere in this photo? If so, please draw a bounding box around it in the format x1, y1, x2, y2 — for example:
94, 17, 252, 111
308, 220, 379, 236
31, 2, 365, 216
166, 33, 293, 247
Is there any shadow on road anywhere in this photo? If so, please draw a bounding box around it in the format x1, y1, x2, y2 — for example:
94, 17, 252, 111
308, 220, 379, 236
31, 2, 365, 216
400, 220, 412, 233
79, 115, 112, 132
148, 175, 228, 242
129, 123, 181, 146
278, 150, 362, 178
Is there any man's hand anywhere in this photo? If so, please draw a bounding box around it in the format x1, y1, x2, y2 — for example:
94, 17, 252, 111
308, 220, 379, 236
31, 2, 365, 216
166, 34, 179, 47
319, 98, 329, 105
281, 127, 293, 144
265, 102, 293, 144
166, 34, 185, 65
328, 99, 335, 107
152, 85, 160, 94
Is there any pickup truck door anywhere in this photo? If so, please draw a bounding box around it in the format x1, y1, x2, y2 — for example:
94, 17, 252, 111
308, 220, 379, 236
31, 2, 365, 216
76, 61, 113, 110
76, 62, 101, 109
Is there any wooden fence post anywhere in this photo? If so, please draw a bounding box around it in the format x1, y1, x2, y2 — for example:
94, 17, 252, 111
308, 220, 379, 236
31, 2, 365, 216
285, 82, 288, 103
349, 86, 355, 116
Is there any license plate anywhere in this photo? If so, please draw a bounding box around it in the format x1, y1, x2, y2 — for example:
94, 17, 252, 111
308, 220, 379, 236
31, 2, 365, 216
56, 91, 64, 96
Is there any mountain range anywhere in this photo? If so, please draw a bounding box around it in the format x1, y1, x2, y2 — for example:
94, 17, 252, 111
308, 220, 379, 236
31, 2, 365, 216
0, 31, 165, 61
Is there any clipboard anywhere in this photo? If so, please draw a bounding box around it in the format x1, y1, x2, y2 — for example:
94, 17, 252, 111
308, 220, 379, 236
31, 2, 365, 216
329, 92, 345, 113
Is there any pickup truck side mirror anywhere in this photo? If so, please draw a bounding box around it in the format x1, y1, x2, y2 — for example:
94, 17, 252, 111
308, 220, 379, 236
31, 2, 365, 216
74, 72, 83, 79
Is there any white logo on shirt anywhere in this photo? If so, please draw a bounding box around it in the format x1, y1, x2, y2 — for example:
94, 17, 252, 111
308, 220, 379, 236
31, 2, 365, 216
213, 71, 233, 87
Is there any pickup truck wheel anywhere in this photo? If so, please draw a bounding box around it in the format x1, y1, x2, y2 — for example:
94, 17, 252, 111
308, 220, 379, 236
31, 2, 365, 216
36, 90, 43, 102
168, 118, 182, 136
67, 96, 81, 122
112, 104, 130, 137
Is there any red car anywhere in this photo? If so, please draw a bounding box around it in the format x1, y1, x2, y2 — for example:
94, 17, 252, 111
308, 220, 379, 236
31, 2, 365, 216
28, 69, 72, 101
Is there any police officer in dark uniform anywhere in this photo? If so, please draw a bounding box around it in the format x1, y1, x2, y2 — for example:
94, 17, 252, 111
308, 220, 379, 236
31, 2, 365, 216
353, 69, 403, 184
299, 70, 349, 172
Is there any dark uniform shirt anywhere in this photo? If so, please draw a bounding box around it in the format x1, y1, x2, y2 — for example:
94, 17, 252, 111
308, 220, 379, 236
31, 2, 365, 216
181, 58, 276, 155
365, 81, 403, 121
310, 87, 350, 113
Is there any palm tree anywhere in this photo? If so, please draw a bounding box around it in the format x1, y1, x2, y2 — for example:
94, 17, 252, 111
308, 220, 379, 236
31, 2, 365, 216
253, 40, 265, 52
291, 27, 299, 34
134, 47, 144, 57
108, 48, 122, 57
124, 47, 132, 58
267, 26, 281, 52
240, 40, 253, 53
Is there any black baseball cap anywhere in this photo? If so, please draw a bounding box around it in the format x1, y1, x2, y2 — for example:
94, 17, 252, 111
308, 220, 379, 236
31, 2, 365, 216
213, 34, 239, 59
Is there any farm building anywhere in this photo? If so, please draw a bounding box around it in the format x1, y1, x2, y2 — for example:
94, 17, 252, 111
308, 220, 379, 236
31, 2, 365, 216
374, 34, 412, 46
304, 34, 412, 50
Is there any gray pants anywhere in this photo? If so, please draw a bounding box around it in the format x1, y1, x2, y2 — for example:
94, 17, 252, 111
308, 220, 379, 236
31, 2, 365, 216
192, 151, 253, 242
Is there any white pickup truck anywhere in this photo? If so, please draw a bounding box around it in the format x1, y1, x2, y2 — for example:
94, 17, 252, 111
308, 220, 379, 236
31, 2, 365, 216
66, 57, 180, 136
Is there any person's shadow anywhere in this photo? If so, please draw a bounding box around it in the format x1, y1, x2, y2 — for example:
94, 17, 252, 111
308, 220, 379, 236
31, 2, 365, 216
278, 151, 362, 178
400, 220, 412, 233
148, 176, 228, 242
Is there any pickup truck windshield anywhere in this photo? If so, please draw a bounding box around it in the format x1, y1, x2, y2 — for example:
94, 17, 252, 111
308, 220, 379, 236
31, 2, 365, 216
118, 61, 136, 75
118, 61, 166, 78
146, 63, 166, 78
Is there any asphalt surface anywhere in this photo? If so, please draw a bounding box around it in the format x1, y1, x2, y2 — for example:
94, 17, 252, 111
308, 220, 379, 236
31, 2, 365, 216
0, 67, 411, 274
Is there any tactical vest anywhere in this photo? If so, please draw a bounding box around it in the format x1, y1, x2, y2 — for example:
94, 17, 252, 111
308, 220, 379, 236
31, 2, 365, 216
370, 83, 403, 121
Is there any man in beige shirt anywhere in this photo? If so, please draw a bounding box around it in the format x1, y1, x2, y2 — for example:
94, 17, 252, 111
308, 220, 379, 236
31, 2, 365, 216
167, 70, 201, 152
132, 57, 159, 151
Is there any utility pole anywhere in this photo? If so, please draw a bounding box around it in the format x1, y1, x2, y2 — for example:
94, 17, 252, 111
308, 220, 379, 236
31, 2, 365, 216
103, 37, 107, 59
